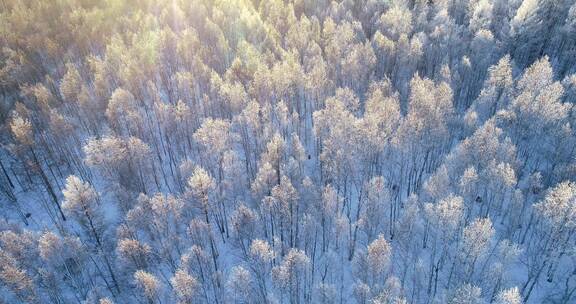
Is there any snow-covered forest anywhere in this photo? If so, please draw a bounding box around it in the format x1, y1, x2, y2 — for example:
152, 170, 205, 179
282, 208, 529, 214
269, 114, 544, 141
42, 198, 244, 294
0, 0, 575, 303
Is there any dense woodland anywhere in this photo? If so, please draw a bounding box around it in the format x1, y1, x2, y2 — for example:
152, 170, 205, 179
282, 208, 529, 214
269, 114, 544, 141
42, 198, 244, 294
0, 0, 575, 303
